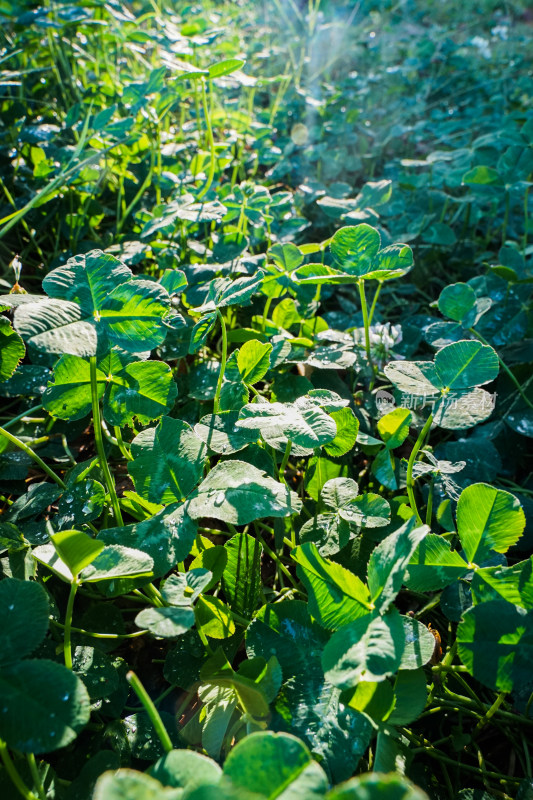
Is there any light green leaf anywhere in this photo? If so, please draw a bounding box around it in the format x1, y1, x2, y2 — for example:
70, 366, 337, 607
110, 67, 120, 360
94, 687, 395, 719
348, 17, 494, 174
456, 483, 525, 564
187, 460, 301, 525
208, 58, 245, 79
51, 529, 105, 576
434, 340, 499, 390
331, 224, 381, 276
404, 534, 468, 592
195, 595, 236, 639
327, 771, 430, 799
471, 558, 533, 610
324, 408, 359, 457
377, 408, 412, 450
0, 316, 25, 382
237, 340, 272, 385
383, 360, 441, 396
194, 411, 260, 454
339, 493, 391, 529
222, 532, 263, 616
135, 606, 195, 638
79, 545, 154, 582
321, 477, 359, 509
292, 543, 371, 629
94, 770, 176, 800
149, 750, 221, 791
322, 610, 405, 689
433, 387, 497, 429
236, 397, 337, 450
388, 669, 428, 726
367, 520, 429, 612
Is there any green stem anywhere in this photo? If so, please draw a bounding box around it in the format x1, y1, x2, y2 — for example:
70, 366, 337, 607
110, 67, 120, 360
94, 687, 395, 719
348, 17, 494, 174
474, 691, 507, 735
278, 440, 292, 484
63, 579, 79, 670
114, 426, 133, 461
2, 403, 44, 431
469, 329, 533, 412
26, 754, 46, 800
406, 414, 434, 525
367, 281, 383, 326
197, 78, 216, 200
89, 357, 123, 526
213, 309, 228, 414
0, 426, 66, 488
358, 279, 373, 372
0, 741, 38, 800
51, 620, 147, 639
502, 189, 510, 246
262, 295, 273, 333
126, 671, 173, 753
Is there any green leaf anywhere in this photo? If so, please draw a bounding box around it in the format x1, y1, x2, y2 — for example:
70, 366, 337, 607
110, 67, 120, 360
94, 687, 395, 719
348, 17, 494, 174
149, 750, 221, 790
207, 58, 245, 79
187, 460, 301, 525
94, 770, 175, 800
195, 411, 260, 454
0, 578, 50, 666
42, 250, 131, 313
438, 283, 476, 322
383, 360, 441, 396
99, 280, 170, 353
14, 299, 98, 358
399, 617, 436, 669
195, 595, 236, 639
388, 669, 428, 726
324, 408, 359, 457
457, 601, 533, 693
339, 493, 391, 529
128, 417, 207, 504
330, 224, 381, 276
433, 387, 496, 429
404, 534, 468, 592
321, 477, 359, 509
327, 772, 430, 799
237, 340, 272, 385
51, 529, 105, 576
367, 520, 428, 612
72, 646, 120, 700
434, 340, 499, 390
99, 503, 197, 578
135, 606, 195, 638
456, 483, 525, 564
222, 532, 263, 616
0, 316, 25, 382
462, 165, 502, 185
189, 312, 218, 355
0, 659, 90, 752
377, 408, 412, 450
471, 558, 533, 610
222, 731, 328, 798
292, 543, 371, 629
56, 478, 105, 529
305, 455, 349, 501
322, 610, 405, 689
237, 396, 338, 451
368, 243, 414, 281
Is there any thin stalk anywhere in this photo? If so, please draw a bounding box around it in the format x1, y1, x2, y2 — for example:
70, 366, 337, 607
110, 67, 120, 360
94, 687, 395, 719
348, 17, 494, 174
0, 741, 38, 800
262, 295, 273, 333
63, 579, 79, 670
126, 671, 173, 753
89, 357, 123, 526
26, 754, 46, 800
213, 309, 228, 413
0, 425, 66, 488
255, 530, 299, 589
367, 281, 383, 326
51, 620, 147, 639
502, 189, 510, 246
278, 440, 292, 484
197, 78, 216, 200
425, 477, 434, 526
469, 328, 533, 412
114, 426, 133, 461
474, 691, 507, 735
357, 279, 372, 372
406, 414, 434, 525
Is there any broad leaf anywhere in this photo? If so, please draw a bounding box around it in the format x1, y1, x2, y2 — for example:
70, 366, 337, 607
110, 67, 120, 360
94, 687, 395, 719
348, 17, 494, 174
0, 578, 50, 666
456, 483, 525, 564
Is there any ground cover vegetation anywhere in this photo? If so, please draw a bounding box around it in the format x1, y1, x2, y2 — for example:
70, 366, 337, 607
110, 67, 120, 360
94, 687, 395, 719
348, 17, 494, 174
0, 0, 532, 797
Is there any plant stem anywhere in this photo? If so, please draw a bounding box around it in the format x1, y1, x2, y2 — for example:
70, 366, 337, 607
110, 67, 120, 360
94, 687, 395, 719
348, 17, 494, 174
474, 691, 507, 735
0, 741, 38, 800
89, 356, 123, 526
197, 78, 216, 200
2, 404, 44, 431
126, 671, 173, 753
278, 440, 292, 484
406, 414, 434, 525
368, 281, 383, 326
51, 619, 147, 639
358, 279, 372, 372
63, 579, 79, 670
26, 754, 46, 800
213, 309, 228, 413
0, 425, 66, 488
114, 426, 133, 461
